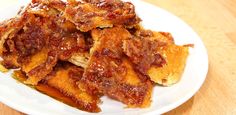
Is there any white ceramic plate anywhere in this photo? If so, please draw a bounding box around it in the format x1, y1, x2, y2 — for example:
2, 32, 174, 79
0, 0, 208, 115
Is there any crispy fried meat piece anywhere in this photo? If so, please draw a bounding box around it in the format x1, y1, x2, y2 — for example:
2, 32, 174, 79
123, 29, 189, 86
31, 0, 66, 12
0, 13, 44, 69
68, 52, 89, 68
1, 3, 88, 85
122, 37, 166, 75
44, 62, 101, 112
0, 13, 34, 56
28, 0, 77, 32
147, 44, 189, 86
23, 20, 86, 85
64, 0, 141, 32
81, 27, 153, 107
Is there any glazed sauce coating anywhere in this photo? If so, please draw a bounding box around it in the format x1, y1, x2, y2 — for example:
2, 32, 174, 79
123, 37, 166, 75
64, 0, 140, 32
13, 62, 101, 113
82, 27, 153, 107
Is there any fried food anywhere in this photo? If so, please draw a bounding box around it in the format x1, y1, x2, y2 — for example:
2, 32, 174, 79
148, 32, 189, 86
0, 0, 191, 113
1, 1, 88, 85
68, 52, 89, 68
44, 62, 101, 112
0, 17, 26, 55
123, 29, 189, 86
122, 35, 166, 75
64, 0, 140, 32
13, 64, 100, 113
81, 27, 153, 107
147, 44, 189, 86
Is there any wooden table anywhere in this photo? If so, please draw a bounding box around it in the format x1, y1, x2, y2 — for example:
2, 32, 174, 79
1, 0, 236, 114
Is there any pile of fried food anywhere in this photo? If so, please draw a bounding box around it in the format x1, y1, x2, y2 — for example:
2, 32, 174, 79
0, 0, 190, 112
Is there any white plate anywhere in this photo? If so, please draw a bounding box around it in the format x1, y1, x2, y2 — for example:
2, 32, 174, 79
0, 0, 208, 115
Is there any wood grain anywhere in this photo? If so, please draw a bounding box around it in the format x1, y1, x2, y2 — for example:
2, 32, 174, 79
0, 0, 236, 114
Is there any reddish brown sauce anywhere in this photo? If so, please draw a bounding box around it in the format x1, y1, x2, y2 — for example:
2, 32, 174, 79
64, 0, 140, 32
81, 27, 153, 107
2, 5, 88, 85
36, 84, 88, 110
13, 70, 93, 112
123, 37, 166, 75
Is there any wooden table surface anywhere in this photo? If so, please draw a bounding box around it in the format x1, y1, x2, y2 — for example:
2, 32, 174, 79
0, 0, 236, 115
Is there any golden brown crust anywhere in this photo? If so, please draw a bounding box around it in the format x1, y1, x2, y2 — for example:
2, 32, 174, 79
122, 28, 190, 86
0, 13, 41, 68
1, 2, 88, 85
0, 17, 29, 55
128, 29, 189, 86
81, 27, 153, 107
1, 53, 20, 69
64, 0, 141, 32
122, 37, 166, 75
68, 52, 90, 68
44, 62, 101, 112
148, 44, 189, 86
31, 0, 66, 12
